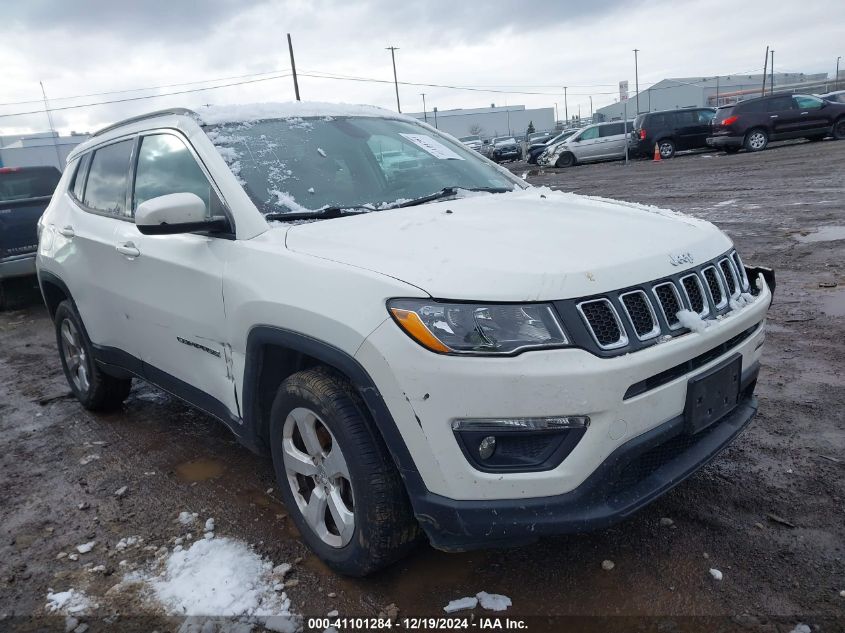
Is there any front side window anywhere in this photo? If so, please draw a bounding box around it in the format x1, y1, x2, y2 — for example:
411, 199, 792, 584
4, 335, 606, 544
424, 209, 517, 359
83, 139, 134, 216
133, 134, 223, 218
205, 116, 519, 213
578, 126, 600, 140
793, 95, 824, 110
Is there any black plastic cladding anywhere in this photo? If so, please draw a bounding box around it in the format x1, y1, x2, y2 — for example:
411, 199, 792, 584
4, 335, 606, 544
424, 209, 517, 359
554, 248, 756, 358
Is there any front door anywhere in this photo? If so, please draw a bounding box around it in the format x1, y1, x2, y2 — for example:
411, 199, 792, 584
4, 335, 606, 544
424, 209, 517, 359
572, 126, 602, 161
112, 132, 239, 420
791, 95, 830, 134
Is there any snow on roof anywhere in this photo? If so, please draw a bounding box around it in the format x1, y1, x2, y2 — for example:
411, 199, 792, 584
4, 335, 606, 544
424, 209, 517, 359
197, 101, 413, 126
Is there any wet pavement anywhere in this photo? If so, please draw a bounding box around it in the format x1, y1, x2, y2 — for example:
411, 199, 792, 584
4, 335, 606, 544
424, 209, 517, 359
1, 138, 844, 631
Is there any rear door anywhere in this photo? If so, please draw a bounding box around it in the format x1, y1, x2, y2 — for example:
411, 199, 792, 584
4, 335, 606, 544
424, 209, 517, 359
597, 122, 627, 158
766, 95, 799, 137
791, 95, 829, 134
0, 167, 61, 267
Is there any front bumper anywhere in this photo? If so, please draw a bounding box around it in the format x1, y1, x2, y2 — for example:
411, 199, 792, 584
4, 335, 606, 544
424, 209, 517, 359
416, 372, 758, 550
706, 134, 743, 148
0, 253, 37, 280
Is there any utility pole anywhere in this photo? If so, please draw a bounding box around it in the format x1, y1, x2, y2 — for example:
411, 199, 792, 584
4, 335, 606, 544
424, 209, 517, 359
715, 75, 720, 107
761, 46, 769, 97
770, 50, 775, 94
386, 46, 401, 112
837, 56, 841, 90
287, 33, 300, 101
39, 81, 63, 172
420, 93, 427, 122
563, 86, 568, 122
433, 107, 438, 129
589, 96, 593, 120
633, 49, 640, 114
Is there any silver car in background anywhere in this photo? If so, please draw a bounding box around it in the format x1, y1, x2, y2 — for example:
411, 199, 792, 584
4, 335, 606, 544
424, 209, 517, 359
538, 121, 632, 168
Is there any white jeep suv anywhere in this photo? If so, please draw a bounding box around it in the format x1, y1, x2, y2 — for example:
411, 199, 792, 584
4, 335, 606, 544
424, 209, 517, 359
37, 103, 773, 576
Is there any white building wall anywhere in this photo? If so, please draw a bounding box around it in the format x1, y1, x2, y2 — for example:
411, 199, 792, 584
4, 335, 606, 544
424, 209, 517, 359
407, 106, 555, 139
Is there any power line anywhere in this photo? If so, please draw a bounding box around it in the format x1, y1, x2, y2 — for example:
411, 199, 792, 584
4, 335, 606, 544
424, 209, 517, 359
0, 73, 291, 119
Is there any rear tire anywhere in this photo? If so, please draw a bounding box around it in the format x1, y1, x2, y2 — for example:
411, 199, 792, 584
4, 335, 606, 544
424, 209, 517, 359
54, 300, 131, 411
744, 128, 768, 152
833, 117, 845, 140
657, 139, 675, 159
555, 152, 576, 168
269, 368, 420, 576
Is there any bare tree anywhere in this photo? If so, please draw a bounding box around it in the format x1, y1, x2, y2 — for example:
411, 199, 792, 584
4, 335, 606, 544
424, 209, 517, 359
469, 123, 484, 136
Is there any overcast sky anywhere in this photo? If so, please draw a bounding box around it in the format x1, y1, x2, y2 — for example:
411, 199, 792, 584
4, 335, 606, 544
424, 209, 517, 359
1, 0, 842, 135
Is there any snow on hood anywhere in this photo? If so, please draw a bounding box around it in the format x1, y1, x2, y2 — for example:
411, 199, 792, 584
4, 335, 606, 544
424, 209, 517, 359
197, 101, 416, 126
284, 188, 731, 301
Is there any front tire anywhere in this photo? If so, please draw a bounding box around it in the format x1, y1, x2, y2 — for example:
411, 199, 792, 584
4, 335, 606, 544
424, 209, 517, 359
269, 369, 420, 576
555, 152, 576, 168
744, 128, 769, 152
54, 300, 131, 410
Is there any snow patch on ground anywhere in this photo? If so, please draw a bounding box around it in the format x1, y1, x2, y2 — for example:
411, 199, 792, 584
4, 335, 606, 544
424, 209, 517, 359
45, 589, 96, 615
476, 591, 512, 611
443, 597, 478, 613
714, 199, 736, 207
129, 536, 298, 631
709, 568, 723, 581
178, 511, 198, 526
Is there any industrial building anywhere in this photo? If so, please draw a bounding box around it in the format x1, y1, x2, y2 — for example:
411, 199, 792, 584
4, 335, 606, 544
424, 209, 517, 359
406, 105, 556, 140
0, 131, 89, 171
595, 72, 831, 121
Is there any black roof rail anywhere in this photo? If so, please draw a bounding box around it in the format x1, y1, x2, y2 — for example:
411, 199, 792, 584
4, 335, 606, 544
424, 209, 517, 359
92, 108, 199, 137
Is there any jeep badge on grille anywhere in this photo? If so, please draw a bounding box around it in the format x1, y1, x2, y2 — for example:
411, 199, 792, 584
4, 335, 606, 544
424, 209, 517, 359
669, 252, 695, 266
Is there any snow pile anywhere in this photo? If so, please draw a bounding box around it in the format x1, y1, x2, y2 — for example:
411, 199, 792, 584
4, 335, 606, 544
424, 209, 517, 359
789, 625, 811, 633
443, 597, 478, 613
198, 101, 412, 126
138, 536, 297, 631
45, 589, 96, 615
116, 536, 141, 551
709, 568, 723, 581
677, 309, 711, 334
177, 511, 198, 526
75, 541, 96, 554
476, 592, 512, 611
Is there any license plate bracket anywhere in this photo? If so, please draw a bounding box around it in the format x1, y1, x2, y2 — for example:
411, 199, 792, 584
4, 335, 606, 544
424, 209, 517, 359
684, 354, 742, 434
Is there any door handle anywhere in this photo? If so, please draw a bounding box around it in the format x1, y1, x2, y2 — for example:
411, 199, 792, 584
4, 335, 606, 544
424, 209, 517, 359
58, 225, 75, 238
769, 115, 778, 118
800, 112, 809, 115
116, 242, 140, 258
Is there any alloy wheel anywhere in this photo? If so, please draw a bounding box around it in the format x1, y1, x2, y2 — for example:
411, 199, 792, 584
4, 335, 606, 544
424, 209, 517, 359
60, 319, 90, 393
659, 141, 674, 158
282, 407, 355, 547
748, 131, 767, 150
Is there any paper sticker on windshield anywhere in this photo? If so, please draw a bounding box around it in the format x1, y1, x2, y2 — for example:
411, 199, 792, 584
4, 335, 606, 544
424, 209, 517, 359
400, 134, 465, 160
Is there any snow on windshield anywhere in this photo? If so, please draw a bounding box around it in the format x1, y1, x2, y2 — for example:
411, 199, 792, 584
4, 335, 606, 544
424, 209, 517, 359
205, 114, 518, 215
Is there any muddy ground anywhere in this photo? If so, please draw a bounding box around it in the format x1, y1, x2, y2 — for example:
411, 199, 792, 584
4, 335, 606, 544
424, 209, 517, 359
1, 139, 844, 632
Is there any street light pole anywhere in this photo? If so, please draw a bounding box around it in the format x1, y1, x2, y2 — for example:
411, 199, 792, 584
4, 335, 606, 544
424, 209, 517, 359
420, 93, 427, 122
633, 49, 640, 114
563, 86, 568, 122
836, 56, 841, 90
770, 49, 775, 94
589, 96, 593, 121
386, 46, 401, 112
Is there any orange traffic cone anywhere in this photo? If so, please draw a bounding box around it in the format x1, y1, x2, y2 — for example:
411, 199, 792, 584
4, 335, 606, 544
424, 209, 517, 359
653, 143, 662, 161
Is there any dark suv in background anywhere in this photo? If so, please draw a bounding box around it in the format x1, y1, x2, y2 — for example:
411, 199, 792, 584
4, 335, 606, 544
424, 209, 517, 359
631, 107, 715, 158
708, 93, 845, 152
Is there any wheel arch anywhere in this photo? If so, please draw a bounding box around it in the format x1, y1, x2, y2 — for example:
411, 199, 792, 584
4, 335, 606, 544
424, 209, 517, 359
38, 270, 72, 320
242, 326, 426, 496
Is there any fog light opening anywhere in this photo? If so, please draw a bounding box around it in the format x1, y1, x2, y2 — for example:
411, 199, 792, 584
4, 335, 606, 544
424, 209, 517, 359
478, 436, 497, 460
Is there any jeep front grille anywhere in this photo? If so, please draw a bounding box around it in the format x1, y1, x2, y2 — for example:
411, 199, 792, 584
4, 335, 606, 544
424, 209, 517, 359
565, 249, 758, 357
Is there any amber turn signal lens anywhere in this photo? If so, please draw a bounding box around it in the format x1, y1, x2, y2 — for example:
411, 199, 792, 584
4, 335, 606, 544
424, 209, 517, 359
389, 308, 452, 353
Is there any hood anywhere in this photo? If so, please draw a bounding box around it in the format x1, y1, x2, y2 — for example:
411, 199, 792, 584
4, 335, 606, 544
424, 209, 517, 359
285, 189, 731, 301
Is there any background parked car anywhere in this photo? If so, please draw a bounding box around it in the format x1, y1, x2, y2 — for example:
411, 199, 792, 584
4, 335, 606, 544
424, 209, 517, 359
526, 129, 576, 164
631, 107, 715, 158
458, 135, 482, 151
818, 90, 845, 104
538, 121, 632, 168
708, 93, 845, 153
0, 166, 61, 309
527, 132, 553, 144
489, 136, 522, 162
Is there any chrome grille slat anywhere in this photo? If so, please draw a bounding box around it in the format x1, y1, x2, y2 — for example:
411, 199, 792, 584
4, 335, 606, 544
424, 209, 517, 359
703, 266, 728, 309
652, 282, 684, 329
719, 258, 740, 299
620, 290, 661, 340
731, 250, 750, 291
681, 273, 709, 317
577, 299, 629, 350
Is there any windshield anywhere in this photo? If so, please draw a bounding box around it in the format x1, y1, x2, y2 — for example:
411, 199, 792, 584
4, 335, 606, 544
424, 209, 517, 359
205, 116, 519, 214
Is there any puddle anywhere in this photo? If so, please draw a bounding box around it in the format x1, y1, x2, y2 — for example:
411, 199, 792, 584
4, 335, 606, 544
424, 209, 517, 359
174, 457, 225, 482
795, 225, 845, 243
820, 289, 845, 317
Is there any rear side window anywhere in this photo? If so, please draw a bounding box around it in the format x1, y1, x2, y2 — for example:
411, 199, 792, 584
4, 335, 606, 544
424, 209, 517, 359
649, 113, 669, 128
0, 166, 61, 202
133, 134, 223, 218
71, 154, 90, 200
766, 96, 794, 112
675, 111, 697, 125
83, 140, 134, 216
600, 123, 624, 137
633, 115, 645, 129
736, 100, 765, 114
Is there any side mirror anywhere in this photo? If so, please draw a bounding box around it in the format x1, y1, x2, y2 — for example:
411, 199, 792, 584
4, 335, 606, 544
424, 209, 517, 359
135, 193, 229, 236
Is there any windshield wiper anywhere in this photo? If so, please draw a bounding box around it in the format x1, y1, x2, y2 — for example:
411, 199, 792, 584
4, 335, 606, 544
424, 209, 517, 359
264, 205, 374, 222
397, 186, 511, 208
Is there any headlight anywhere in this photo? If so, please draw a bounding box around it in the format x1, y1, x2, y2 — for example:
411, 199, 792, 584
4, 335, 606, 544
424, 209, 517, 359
388, 299, 569, 355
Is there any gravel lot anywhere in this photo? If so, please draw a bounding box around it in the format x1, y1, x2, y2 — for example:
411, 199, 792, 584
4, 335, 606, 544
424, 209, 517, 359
1, 139, 843, 631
